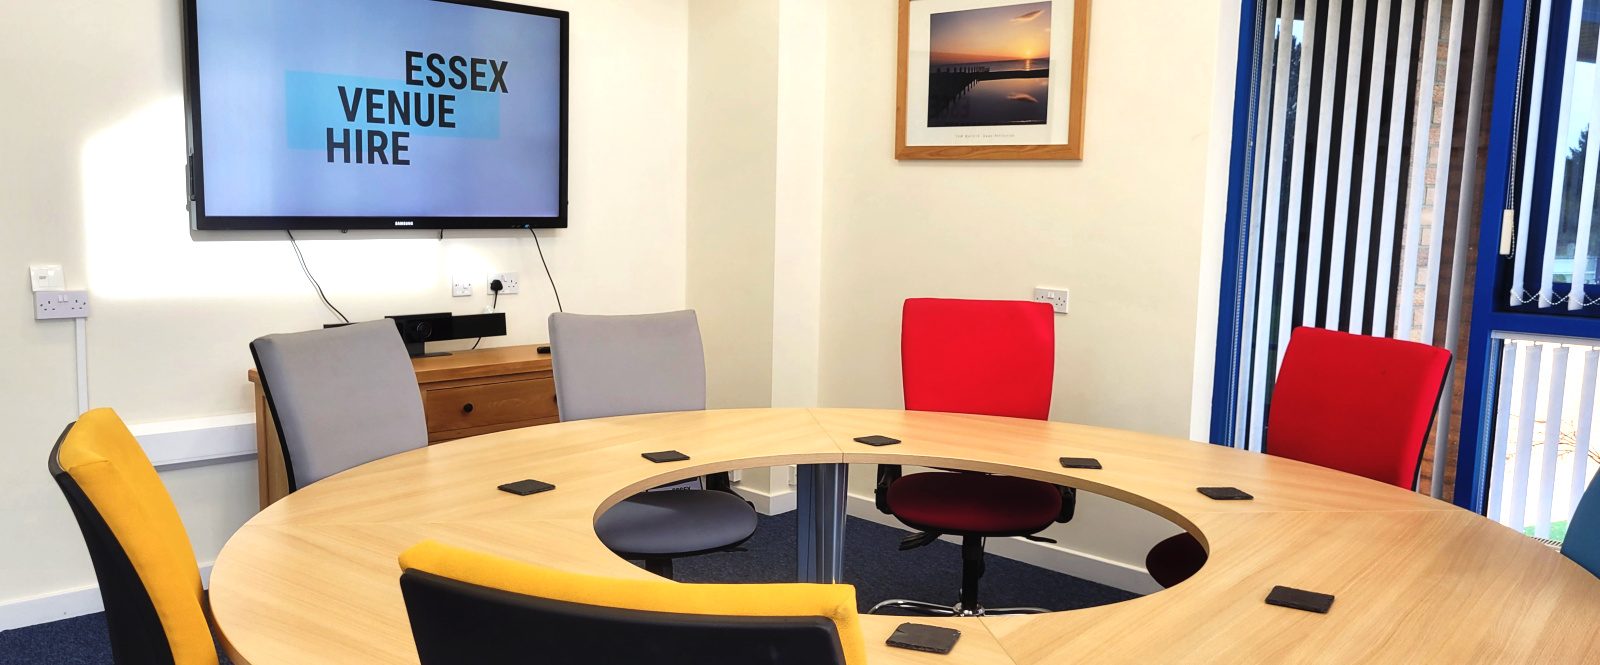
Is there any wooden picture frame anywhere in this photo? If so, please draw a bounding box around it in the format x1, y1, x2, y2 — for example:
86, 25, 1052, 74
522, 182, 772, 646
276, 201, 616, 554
896, 0, 1090, 160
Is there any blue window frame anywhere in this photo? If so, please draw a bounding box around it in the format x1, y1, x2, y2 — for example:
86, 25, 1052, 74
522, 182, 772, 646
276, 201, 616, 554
1456, 0, 1600, 511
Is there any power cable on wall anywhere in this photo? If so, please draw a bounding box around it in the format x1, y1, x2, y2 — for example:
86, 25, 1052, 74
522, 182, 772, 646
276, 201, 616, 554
286, 230, 351, 324
530, 228, 564, 313
472, 287, 500, 350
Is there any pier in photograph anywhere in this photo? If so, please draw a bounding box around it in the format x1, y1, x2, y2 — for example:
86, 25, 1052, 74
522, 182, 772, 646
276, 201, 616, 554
928, 67, 1049, 120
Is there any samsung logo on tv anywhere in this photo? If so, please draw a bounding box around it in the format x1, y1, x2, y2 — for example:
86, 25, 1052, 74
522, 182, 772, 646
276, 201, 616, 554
394, 220, 414, 226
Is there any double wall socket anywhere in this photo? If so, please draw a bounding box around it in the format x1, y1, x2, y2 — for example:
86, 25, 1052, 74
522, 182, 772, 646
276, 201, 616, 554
453, 273, 522, 297
1033, 287, 1070, 314
489, 272, 520, 295
36, 291, 90, 320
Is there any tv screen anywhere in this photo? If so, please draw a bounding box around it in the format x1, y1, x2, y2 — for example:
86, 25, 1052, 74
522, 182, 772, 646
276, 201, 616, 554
181, 0, 568, 230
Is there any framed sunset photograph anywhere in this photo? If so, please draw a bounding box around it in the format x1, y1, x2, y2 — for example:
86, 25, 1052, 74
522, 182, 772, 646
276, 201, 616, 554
896, 0, 1090, 160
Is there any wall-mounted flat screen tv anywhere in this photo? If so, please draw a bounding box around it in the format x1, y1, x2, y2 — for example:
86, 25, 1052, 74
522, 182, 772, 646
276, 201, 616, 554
182, 0, 568, 230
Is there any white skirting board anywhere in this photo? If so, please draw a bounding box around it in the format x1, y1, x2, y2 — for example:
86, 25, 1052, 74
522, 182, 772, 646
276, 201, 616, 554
0, 565, 214, 632
732, 482, 798, 515
128, 413, 257, 469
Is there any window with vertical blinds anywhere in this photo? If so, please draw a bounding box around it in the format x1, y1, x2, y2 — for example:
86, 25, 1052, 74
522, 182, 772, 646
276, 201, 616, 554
1507, 1, 1600, 313
1221, 0, 1497, 484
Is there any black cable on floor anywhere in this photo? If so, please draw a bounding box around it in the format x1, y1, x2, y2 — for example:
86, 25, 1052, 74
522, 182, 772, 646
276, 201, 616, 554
286, 230, 350, 324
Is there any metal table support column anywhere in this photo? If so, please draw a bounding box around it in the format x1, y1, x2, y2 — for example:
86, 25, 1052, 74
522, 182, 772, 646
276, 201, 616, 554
796, 463, 848, 583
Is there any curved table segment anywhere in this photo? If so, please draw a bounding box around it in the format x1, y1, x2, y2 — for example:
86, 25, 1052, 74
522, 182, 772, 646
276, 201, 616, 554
209, 408, 1600, 664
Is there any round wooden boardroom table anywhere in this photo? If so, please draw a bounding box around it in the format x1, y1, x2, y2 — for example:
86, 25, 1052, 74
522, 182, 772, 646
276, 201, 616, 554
209, 408, 1600, 664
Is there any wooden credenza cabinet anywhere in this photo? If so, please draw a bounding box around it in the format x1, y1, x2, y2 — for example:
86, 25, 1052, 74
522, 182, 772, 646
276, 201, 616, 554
247, 344, 558, 509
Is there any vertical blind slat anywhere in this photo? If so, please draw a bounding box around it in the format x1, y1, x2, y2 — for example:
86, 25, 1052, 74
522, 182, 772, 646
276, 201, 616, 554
1276, 0, 1322, 367
1234, 0, 1284, 449
1372, 0, 1420, 336
1567, 31, 1600, 311
1489, 341, 1520, 521
1571, 348, 1598, 517
1351, 0, 1398, 334
1509, 342, 1543, 532
1420, 0, 1468, 342
1326, 0, 1373, 329
1537, 0, 1585, 307
1536, 346, 1570, 538
1245, 0, 1302, 453
1303, 0, 1346, 329
1397, 0, 1446, 339
1512, 0, 1554, 307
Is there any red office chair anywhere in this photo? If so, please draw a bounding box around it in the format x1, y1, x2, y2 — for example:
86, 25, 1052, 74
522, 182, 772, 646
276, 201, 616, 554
1146, 326, 1453, 588
870, 298, 1074, 617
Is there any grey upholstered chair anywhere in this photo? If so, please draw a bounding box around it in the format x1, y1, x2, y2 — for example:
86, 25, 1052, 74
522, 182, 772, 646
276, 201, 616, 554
249, 320, 428, 490
548, 311, 757, 578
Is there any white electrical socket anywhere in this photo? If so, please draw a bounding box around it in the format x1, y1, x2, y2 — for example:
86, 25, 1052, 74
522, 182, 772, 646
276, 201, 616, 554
36, 290, 89, 320
1033, 287, 1069, 314
451, 276, 473, 297
29, 265, 65, 292
488, 272, 520, 295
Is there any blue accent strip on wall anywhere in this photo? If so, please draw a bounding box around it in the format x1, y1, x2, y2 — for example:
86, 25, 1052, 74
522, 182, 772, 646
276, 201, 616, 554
1209, 0, 1267, 448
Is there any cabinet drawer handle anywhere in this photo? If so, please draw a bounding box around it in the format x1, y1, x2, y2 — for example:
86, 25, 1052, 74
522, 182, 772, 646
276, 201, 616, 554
462, 403, 475, 414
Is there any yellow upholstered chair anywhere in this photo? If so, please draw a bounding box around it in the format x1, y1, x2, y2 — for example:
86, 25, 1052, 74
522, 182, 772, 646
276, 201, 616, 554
398, 540, 867, 665
48, 408, 217, 665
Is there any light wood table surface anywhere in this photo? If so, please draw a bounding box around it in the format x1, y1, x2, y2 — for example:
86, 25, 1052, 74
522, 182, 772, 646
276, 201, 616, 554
208, 408, 1600, 664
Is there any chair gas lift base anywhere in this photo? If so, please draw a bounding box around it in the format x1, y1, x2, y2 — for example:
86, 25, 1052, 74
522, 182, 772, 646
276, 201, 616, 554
866, 463, 1071, 618
869, 534, 1050, 617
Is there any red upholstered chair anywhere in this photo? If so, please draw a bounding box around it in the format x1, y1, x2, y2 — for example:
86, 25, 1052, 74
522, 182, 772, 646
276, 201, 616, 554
870, 298, 1073, 617
1145, 326, 1452, 588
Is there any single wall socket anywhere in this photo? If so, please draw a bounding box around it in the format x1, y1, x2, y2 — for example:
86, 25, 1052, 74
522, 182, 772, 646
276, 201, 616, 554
452, 276, 473, 297
29, 265, 65, 292
1033, 287, 1069, 314
36, 290, 89, 320
489, 272, 520, 295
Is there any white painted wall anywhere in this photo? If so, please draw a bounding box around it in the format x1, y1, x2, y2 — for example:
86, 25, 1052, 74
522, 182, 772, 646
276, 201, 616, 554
769, 0, 828, 410
685, 0, 828, 499
1, 0, 1242, 624
816, 0, 1238, 576
816, 0, 1231, 437
0, 0, 690, 617
686, 0, 779, 411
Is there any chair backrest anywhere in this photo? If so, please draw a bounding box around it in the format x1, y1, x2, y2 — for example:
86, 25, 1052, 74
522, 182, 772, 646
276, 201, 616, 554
249, 320, 428, 490
1265, 326, 1452, 489
547, 311, 707, 422
901, 298, 1055, 420
1564, 478, 1600, 579
49, 409, 218, 665
398, 540, 865, 665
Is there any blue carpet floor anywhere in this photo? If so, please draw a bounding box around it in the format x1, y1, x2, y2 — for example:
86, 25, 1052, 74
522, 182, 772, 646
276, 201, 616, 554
0, 513, 1137, 663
